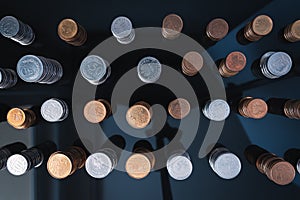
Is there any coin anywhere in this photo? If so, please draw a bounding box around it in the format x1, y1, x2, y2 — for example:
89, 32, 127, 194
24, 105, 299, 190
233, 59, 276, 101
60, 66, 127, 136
6, 154, 28, 176
111, 16, 133, 39
168, 98, 190, 119
268, 161, 295, 185
85, 152, 113, 179
203, 99, 230, 121
17, 55, 44, 82
125, 153, 151, 179
126, 104, 151, 129
80, 55, 108, 84
84, 100, 108, 123
225, 51, 247, 72
267, 52, 292, 77
182, 51, 203, 76
0, 16, 19, 38
162, 14, 183, 39
41, 98, 67, 122
58, 19, 78, 40
212, 152, 241, 180
137, 56, 161, 83
284, 20, 300, 42
7, 108, 26, 128
252, 15, 273, 36
47, 152, 73, 179
206, 18, 229, 41
167, 155, 193, 180
239, 97, 268, 119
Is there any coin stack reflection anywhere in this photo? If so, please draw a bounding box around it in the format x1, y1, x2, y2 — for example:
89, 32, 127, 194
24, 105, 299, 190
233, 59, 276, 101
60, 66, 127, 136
206, 18, 229, 41
238, 97, 268, 119
0, 142, 26, 170
111, 16, 135, 44
47, 146, 86, 179
168, 98, 190, 119
181, 51, 203, 76
0, 68, 18, 89
218, 51, 247, 77
41, 98, 69, 122
167, 151, 193, 181
0, 16, 35, 45
7, 108, 36, 129
245, 145, 295, 185
203, 99, 230, 121
284, 20, 300, 42
84, 99, 111, 123
126, 101, 152, 129
243, 15, 273, 42
162, 14, 183, 40
137, 56, 162, 83
80, 55, 111, 85
58, 18, 87, 46
283, 99, 300, 119
17, 55, 63, 84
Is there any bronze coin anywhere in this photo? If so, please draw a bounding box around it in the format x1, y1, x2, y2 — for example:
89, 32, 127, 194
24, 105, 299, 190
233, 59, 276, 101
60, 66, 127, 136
168, 98, 190, 119
162, 14, 183, 39
225, 51, 247, 72
284, 20, 300, 42
252, 15, 273, 36
182, 51, 203, 76
206, 18, 229, 41
84, 100, 108, 123
125, 153, 152, 179
47, 152, 73, 179
126, 104, 151, 129
7, 108, 26, 128
58, 19, 78, 40
246, 98, 268, 119
268, 161, 295, 186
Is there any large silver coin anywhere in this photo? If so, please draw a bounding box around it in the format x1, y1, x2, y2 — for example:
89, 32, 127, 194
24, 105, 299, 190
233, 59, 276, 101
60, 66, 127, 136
80, 55, 108, 84
17, 55, 43, 82
0, 16, 19, 38
137, 56, 162, 83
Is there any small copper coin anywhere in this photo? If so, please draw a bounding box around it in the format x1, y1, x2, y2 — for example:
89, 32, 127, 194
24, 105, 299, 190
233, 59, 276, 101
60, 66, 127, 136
206, 18, 229, 41
239, 97, 268, 119
284, 20, 300, 42
125, 153, 152, 179
47, 152, 73, 179
58, 19, 78, 40
182, 51, 204, 76
162, 14, 183, 39
126, 104, 151, 129
7, 108, 26, 128
268, 161, 295, 185
225, 51, 247, 72
168, 98, 190, 119
252, 15, 273, 36
84, 100, 109, 123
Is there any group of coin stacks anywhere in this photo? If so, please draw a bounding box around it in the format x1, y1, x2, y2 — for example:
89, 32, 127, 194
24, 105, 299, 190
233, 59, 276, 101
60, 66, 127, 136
0, 13, 299, 184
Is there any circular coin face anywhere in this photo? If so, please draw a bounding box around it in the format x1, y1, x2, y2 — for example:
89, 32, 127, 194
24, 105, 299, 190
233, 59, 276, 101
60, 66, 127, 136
125, 153, 151, 179
0, 16, 19, 37
167, 155, 193, 180
41, 99, 64, 122
225, 51, 247, 72
47, 152, 72, 179
7, 108, 26, 127
58, 19, 78, 40
84, 100, 107, 123
80, 55, 107, 83
137, 56, 162, 83
162, 14, 183, 35
252, 15, 273, 36
17, 55, 44, 82
214, 153, 241, 180
111, 16, 132, 39
7, 154, 28, 176
182, 51, 203, 75
206, 18, 229, 41
126, 104, 151, 129
291, 20, 300, 39
246, 98, 268, 119
267, 52, 292, 77
168, 98, 190, 119
270, 161, 295, 185
203, 99, 230, 121
85, 152, 113, 179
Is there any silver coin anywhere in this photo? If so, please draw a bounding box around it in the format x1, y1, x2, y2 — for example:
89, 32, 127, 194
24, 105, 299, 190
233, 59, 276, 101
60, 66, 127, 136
80, 55, 108, 83
137, 56, 162, 83
203, 99, 230, 121
111, 16, 133, 39
0, 16, 19, 38
267, 52, 292, 77
297, 159, 300, 174
212, 152, 241, 180
41, 99, 67, 122
7, 154, 28, 176
85, 152, 113, 179
167, 155, 193, 180
17, 55, 43, 82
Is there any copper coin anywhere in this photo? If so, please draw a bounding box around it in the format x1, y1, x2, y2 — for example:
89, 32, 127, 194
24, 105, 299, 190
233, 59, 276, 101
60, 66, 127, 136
225, 51, 247, 72
206, 18, 229, 41
284, 20, 300, 42
162, 14, 183, 39
246, 98, 268, 119
125, 153, 152, 179
7, 108, 26, 128
47, 152, 73, 179
126, 104, 151, 129
182, 51, 203, 76
168, 98, 190, 119
58, 19, 78, 40
268, 161, 295, 185
84, 100, 108, 123
252, 15, 273, 36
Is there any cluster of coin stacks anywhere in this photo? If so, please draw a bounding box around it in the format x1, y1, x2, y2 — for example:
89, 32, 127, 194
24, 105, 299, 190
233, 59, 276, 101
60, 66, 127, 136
206, 18, 229, 41
84, 99, 111, 123
243, 15, 273, 42
162, 14, 183, 40
47, 146, 86, 179
244, 145, 295, 185
283, 99, 300, 119
166, 151, 193, 181
57, 18, 87, 46
7, 108, 36, 129
259, 51, 292, 79
7, 141, 56, 176
209, 147, 242, 179
125, 141, 155, 179
17, 55, 63, 84
238, 97, 268, 119
0, 142, 26, 171
284, 20, 300, 42
0, 68, 18, 89
137, 56, 162, 83
218, 51, 247, 77
41, 98, 69, 122
0, 16, 35, 45
80, 55, 111, 85
203, 99, 230, 121
111, 16, 135, 44
181, 51, 203, 76
168, 98, 190, 119
284, 149, 300, 174
126, 101, 152, 129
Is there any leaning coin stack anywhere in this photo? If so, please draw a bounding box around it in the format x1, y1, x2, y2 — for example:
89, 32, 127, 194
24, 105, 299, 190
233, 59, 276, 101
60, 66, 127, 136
0, 68, 18, 89
41, 98, 69, 122
218, 51, 247, 77
181, 51, 203, 76
58, 18, 87, 46
284, 20, 300, 42
243, 15, 273, 42
238, 97, 268, 119
17, 55, 63, 84
7, 108, 36, 129
283, 99, 300, 119
0, 16, 35, 45
111, 16, 135, 44
162, 14, 183, 40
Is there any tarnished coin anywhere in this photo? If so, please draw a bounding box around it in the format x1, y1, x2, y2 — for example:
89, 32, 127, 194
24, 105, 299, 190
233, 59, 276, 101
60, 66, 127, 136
137, 56, 161, 83
267, 161, 295, 186
7, 154, 28, 176
168, 98, 190, 119
0, 16, 19, 38
85, 152, 113, 179
167, 155, 193, 180
126, 104, 151, 129
239, 97, 268, 119
125, 153, 151, 179
80, 55, 108, 84
47, 152, 72, 179
17, 55, 44, 82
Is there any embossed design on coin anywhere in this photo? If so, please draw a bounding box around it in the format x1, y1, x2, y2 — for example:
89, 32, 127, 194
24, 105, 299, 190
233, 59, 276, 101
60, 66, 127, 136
7, 154, 28, 176
182, 51, 203, 76
167, 155, 193, 180
84, 100, 108, 123
206, 18, 229, 41
125, 153, 151, 179
111, 16, 135, 44
137, 56, 161, 83
47, 152, 72, 179
126, 103, 151, 129
203, 99, 230, 121
41, 98, 68, 122
162, 14, 183, 39
168, 98, 190, 119
85, 152, 113, 179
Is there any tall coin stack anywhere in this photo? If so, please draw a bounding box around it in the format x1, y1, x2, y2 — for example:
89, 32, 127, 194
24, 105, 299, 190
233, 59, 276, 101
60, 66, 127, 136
0, 68, 18, 89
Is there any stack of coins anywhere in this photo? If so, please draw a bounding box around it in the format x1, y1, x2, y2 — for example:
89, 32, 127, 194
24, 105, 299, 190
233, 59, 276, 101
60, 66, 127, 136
85, 148, 117, 179
80, 55, 111, 85
126, 101, 152, 129
181, 51, 203, 76
17, 55, 63, 84
283, 99, 300, 119
202, 99, 230, 121
284, 20, 300, 42
168, 98, 190, 119
162, 14, 183, 40
238, 97, 268, 119
0, 142, 26, 170
243, 15, 273, 42
206, 18, 229, 41
209, 147, 242, 180
0, 16, 35, 45
137, 56, 162, 83
7, 108, 36, 129
41, 98, 69, 122
111, 16, 135, 44
0, 68, 18, 89
57, 18, 87, 46
259, 51, 292, 79
47, 146, 86, 179
218, 51, 247, 77
166, 151, 193, 181
84, 99, 111, 123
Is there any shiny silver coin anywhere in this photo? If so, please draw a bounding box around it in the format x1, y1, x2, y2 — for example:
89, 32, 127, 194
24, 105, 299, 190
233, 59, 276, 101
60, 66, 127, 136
167, 154, 193, 180
17, 55, 44, 82
203, 99, 230, 121
111, 16, 133, 39
7, 154, 28, 176
267, 52, 292, 77
0, 16, 19, 38
85, 152, 114, 179
41, 98, 68, 122
137, 56, 162, 83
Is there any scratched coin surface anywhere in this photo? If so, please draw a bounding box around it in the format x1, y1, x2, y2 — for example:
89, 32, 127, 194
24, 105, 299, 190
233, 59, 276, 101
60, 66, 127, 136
84, 100, 107, 123
17, 55, 44, 82
125, 153, 151, 179
47, 152, 72, 179
137, 56, 162, 83
80, 55, 107, 83
126, 104, 151, 129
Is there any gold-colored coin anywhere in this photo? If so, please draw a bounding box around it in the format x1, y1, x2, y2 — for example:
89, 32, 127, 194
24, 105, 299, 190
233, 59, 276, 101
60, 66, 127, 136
58, 19, 78, 40
126, 104, 151, 129
252, 15, 273, 36
7, 108, 26, 128
84, 100, 109, 123
125, 153, 152, 179
47, 152, 73, 179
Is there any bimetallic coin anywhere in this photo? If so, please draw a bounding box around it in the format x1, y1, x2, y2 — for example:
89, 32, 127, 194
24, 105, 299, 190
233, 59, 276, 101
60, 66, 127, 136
168, 98, 190, 119
0, 16, 19, 38
203, 99, 230, 121
111, 16, 133, 39
41, 98, 68, 122
85, 152, 113, 179
167, 155, 193, 181
126, 104, 151, 129
80, 55, 108, 84
17, 55, 43, 82
267, 52, 292, 77
137, 56, 162, 83
47, 152, 72, 179
126, 153, 152, 179
7, 154, 28, 176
